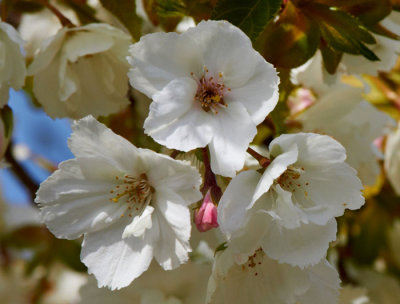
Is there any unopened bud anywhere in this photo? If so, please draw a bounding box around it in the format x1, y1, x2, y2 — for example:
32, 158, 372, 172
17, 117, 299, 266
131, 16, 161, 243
194, 190, 219, 232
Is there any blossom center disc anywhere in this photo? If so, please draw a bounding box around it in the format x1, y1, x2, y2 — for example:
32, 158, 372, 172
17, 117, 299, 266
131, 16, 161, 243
276, 166, 309, 193
191, 68, 230, 114
109, 173, 155, 217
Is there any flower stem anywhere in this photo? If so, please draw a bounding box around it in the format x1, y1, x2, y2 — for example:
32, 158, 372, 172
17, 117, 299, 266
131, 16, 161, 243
247, 147, 271, 168
38, 0, 75, 27
170, 150, 180, 159
201, 147, 222, 202
1, 1, 7, 21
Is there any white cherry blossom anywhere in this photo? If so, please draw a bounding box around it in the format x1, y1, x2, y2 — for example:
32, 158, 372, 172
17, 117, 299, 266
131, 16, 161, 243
385, 123, 400, 195
35, 116, 202, 290
27, 23, 131, 119
218, 133, 364, 267
206, 247, 340, 304
0, 22, 26, 107
128, 20, 279, 177
298, 83, 394, 187
79, 261, 211, 304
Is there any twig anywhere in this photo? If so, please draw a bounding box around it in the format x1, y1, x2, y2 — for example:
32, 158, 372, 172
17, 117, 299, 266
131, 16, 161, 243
5, 144, 39, 205
170, 150, 180, 159
38, 0, 75, 27
247, 147, 271, 168
1, 1, 7, 21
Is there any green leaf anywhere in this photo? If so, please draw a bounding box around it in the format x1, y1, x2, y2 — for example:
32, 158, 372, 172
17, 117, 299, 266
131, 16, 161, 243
320, 41, 343, 74
214, 242, 228, 255
99, 0, 142, 40
303, 3, 380, 61
308, 0, 392, 25
262, 0, 320, 68
156, 0, 186, 17
211, 0, 283, 42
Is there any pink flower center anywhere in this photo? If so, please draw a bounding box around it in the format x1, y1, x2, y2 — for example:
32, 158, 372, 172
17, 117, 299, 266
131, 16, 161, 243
191, 67, 230, 114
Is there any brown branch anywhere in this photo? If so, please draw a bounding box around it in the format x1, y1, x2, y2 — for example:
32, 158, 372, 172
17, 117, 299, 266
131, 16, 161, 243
5, 144, 39, 205
247, 147, 271, 168
1, 1, 7, 22
170, 150, 180, 159
38, 0, 75, 27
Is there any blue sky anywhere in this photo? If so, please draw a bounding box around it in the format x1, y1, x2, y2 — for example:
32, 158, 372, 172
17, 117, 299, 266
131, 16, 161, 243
1, 90, 73, 205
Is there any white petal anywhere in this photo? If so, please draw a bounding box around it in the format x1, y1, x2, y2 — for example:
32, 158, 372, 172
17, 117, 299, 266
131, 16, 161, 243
296, 260, 341, 304
209, 102, 257, 177
250, 144, 298, 208
143, 151, 202, 204
81, 218, 153, 290
207, 248, 311, 304
298, 163, 364, 224
0, 22, 26, 94
128, 31, 202, 97
143, 77, 214, 152
261, 218, 337, 267
36, 159, 125, 239
385, 123, 400, 195
270, 132, 347, 166
60, 53, 129, 118
68, 116, 143, 174
227, 59, 279, 125
62, 28, 114, 62
32, 54, 69, 118
122, 206, 154, 239
27, 28, 67, 75
265, 184, 308, 229
218, 170, 263, 253
152, 190, 192, 270
185, 20, 258, 88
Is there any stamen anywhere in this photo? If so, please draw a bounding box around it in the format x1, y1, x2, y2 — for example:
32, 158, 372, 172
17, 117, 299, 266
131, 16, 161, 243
109, 173, 154, 217
191, 67, 230, 114
276, 166, 309, 194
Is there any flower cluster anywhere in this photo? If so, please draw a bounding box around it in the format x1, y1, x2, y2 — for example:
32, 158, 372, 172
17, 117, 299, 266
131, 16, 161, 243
3, 2, 400, 303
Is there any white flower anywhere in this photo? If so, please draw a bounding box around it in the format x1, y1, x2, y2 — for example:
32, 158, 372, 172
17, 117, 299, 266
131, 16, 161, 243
18, 6, 79, 58
206, 247, 340, 304
128, 20, 279, 177
0, 22, 26, 107
27, 23, 131, 119
291, 51, 337, 95
385, 123, 400, 195
35, 116, 202, 289
218, 133, 364, 267
298, 83, 394, 187
79, 261, 211, 304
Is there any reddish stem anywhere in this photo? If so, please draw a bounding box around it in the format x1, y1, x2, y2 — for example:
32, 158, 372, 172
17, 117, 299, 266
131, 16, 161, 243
201, 147, 222, 202
38, 0, 75, 27
247, 147, 271, 168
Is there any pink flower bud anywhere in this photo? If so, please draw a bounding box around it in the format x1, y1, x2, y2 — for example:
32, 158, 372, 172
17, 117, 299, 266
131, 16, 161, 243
195, 190, 219, 232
